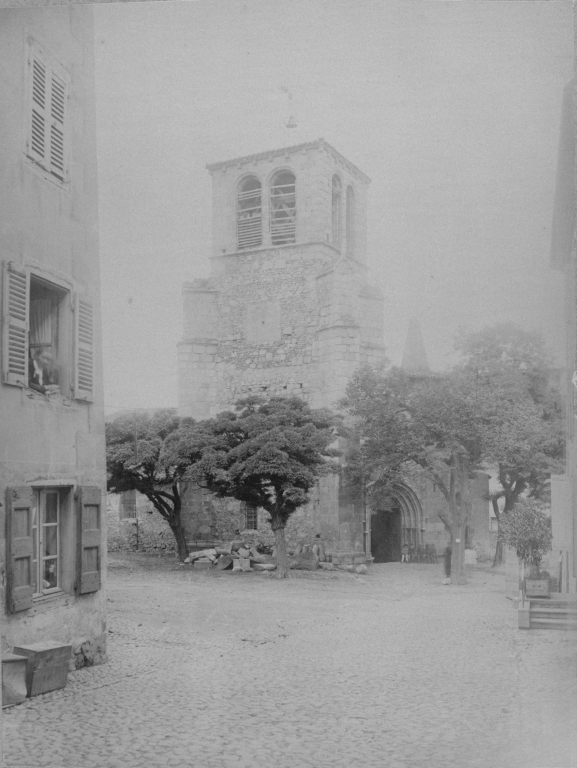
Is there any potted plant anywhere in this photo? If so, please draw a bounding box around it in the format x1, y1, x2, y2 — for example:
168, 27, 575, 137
499, 498, 552, 598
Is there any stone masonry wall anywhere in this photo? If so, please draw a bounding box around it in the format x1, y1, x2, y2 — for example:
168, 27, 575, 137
178, 141, 380, 559
107, 495, 176, 555
179, 242, 386, 418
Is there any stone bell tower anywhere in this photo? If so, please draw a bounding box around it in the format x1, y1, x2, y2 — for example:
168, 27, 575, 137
178, 139, 386, 561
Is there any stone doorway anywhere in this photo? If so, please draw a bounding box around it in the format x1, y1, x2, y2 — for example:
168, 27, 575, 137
371, 508, 402, 562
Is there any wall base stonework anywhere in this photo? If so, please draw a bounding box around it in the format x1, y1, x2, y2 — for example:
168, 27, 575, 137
71, 632, 107, 671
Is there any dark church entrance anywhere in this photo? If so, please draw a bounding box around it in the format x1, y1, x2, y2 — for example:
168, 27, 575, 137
371, 508, 402, 562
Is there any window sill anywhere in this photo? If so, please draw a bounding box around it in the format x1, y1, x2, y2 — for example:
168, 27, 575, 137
29, 591, 71, 615
23, 389, 74, 407
24, 155, 69, 191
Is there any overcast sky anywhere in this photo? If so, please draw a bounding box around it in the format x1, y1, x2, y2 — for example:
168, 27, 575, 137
94, 0, 572, 414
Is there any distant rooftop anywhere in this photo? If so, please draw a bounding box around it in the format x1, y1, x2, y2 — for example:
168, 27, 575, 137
206, 138, 370, 183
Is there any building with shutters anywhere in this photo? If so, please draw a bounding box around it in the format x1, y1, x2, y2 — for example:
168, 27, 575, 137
177, 141, 492, 563
0, 7, 107, 670
550, 80, 576, 594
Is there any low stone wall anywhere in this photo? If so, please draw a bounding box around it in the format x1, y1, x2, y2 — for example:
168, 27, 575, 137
107, 498, 176, 554
71, 633, 107, 671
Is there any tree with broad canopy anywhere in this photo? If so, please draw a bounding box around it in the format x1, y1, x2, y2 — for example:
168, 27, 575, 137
162, 396, 340, 577
106, 409, 192, 562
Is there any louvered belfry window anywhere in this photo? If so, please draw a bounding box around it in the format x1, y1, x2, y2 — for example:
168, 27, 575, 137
26, 39, 69, 182
270, 171, 296, 245
237, 177, 262, 250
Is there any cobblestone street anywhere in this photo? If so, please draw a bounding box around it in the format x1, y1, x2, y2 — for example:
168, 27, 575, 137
3, 553, 577, 768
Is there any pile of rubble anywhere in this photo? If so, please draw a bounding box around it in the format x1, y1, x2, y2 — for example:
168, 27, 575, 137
183, 536, 368, 575
183, 536, 276, 572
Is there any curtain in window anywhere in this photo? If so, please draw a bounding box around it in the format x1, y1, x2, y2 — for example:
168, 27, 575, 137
30, 299, 53, 348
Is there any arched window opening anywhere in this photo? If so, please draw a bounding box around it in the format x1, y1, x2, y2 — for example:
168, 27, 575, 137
331, 175, 342, 249
270, 171, 296, 245
237, 176, 262, 250
346, 185, 355, 257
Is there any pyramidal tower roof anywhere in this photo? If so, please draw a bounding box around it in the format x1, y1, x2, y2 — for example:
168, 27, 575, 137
401, 318, 430, 373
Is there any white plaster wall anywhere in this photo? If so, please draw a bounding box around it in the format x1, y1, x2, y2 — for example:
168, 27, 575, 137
0, 7, 107, 661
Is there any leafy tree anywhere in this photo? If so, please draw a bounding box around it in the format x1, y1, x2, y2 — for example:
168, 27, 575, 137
343, 323, 563, 577
106, 409, 192, 561
455, 323, 563, 565
163, 396, 339, 578
342, 366, 484, 584
499, 498, 552, 578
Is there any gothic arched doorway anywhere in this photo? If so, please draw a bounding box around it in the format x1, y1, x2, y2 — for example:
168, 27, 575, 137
370, 483, 424, 563
371, 507, 402, 562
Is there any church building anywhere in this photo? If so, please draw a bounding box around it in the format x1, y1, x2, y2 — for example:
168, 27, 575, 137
177, 140, 491, 564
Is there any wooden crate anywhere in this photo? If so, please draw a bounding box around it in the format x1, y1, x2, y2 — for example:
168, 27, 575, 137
12, 641, 71, 698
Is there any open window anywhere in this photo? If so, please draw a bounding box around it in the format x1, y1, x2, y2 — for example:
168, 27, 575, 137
6, 485, 102, 613
28, 274, 69, 395
2, 262, 94, 401
332, 175, 342, 249
237, 176, 262, 250
270, 171, 296, 245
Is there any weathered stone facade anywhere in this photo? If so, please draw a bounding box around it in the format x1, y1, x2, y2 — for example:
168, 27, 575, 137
177, 140, 385, 563
178, 140, 491, 563
178, 140, 384, 419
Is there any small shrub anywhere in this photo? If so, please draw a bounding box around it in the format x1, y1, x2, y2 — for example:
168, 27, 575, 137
499, 498, 552, 577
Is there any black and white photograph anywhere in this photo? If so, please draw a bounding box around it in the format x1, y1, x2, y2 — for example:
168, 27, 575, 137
0, 1, 575, 766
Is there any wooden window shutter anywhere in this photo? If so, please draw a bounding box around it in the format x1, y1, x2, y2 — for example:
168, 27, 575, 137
6, 487, 35, 613
27, 50, 49, 168
2, 262, 30, 387
76, 487, 102, 594
48, 72, 67, 181
74, 295, 94, 401
26, 39, 69, 182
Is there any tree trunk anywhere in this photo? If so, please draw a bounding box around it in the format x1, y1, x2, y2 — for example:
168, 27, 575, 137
271, 516, 290, 578
450, 452, 469, 585
147, 491, 190, 562
169, 518, 190, 562
491, 499, 503, 568
492, 494, 517, 568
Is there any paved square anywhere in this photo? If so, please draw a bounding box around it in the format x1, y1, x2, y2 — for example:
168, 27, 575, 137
3, 554, 576, 768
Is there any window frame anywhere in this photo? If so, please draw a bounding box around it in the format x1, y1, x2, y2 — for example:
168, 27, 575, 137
244, 503, 258, 531
32, 488, 62, 597
28, 272, 71, 397
6, 484, 102, 613
2, 261, 95, 402
25, 35, 70, 188
346, 184, 356, 257
331, 174, 342, 250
